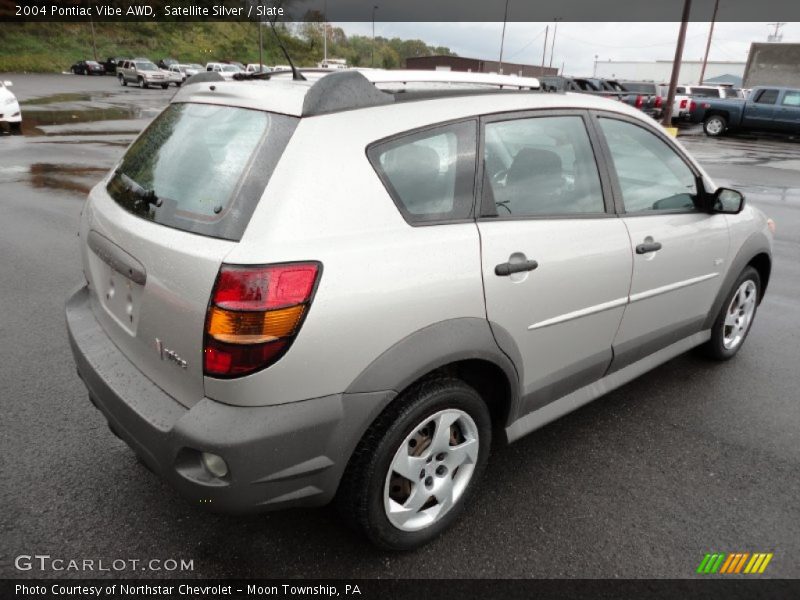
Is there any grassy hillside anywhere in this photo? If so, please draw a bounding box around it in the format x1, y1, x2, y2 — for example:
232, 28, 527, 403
0, 23, 455, 72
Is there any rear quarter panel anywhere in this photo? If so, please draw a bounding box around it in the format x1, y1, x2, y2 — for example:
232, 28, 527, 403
205, 109, 486, 407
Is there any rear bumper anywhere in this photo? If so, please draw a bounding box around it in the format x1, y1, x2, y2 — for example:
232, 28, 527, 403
66, 285, 393, 514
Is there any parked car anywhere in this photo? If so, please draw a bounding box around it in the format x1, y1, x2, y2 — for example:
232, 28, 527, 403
71, 60, 105, 76
66, 69, 773, 550
655, 85, 693, 121
690, 86, 800, 136
117, 59, 170, 89
102, 57, 125, 75
245, 63, 271, 74
205, 62, 242, 80
166, 65, 186, 87
157, 58, 179, 70
0, 79, 22, 134
617, 81, 663, 120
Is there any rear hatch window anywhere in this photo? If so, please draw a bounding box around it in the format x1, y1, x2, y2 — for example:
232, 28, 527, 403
107, 102, 297, 240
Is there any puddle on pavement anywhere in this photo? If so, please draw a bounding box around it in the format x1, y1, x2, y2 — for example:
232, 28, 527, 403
28, 163, 107, 195
20, 92, 101, 106
21, 107, 143, 136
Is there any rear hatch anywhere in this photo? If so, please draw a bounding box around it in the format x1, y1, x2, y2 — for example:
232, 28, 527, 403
80, 102, 297, 408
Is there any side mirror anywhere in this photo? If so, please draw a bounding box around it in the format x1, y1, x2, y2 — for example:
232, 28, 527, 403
3, 81, 12, 87
710, 187, 745, 214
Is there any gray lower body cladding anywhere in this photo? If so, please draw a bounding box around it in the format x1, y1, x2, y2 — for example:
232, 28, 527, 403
66, 285, 394, 513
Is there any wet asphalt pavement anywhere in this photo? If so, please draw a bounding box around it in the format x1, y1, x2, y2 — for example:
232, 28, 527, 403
1, 74, 799, 580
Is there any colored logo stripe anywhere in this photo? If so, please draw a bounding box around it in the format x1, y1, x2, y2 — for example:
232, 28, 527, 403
697, 552, 773, 574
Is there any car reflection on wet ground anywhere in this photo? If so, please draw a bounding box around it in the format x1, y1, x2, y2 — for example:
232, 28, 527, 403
2, 74, 800, 579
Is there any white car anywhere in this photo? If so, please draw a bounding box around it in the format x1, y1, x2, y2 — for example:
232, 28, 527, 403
66, 69, 772, 550
0, 80, 22, 134
245, 63, 271, 74
205, 62, 242, 80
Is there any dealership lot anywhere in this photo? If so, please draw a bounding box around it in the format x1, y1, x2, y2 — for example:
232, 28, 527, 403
1, 74, 799, 577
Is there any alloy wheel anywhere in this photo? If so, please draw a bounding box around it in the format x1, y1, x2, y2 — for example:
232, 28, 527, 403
383, 409, 479, 532
723, 280, 757, 350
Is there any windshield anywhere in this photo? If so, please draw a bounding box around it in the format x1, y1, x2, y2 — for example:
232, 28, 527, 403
87, 61, 99, 66
106, 103, 297, 240
136, 62, 157, 71
222, 65, 240, 72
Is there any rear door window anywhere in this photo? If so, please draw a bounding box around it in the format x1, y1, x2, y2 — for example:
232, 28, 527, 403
368, 121, 477, 224
482, 115, 605, 216
755, 89, 779, 104
106, 103, 297, 240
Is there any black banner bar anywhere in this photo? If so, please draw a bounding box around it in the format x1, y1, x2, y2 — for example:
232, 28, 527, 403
3, 579, 800, 600
3, 0, 800, 23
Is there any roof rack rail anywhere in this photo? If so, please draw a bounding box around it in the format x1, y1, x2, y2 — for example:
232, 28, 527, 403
299, 69, 540, 116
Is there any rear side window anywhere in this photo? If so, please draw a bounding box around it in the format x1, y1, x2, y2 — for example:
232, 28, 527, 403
107, 103, 297, 240
754, 89, 779, 104
368, 121, 477, 224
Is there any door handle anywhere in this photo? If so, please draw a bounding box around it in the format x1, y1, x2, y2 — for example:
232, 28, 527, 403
495, 259, 539, 276
635, 241, 662, 254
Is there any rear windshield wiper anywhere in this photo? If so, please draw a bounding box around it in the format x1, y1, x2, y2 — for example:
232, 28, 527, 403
116, 170, 162, 207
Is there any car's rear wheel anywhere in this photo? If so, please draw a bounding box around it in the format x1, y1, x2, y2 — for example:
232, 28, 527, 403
336, 377, 491, 550
10, 122, 22, 135
704, 114, 727, 137
702, 266, 761, 360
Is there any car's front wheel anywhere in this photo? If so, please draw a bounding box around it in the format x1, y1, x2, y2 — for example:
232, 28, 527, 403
337, 377, 491, 550
704, 114, 727, 137
138, 77, 147, 89
702, 266, 761, 360
119, 75, 126, 86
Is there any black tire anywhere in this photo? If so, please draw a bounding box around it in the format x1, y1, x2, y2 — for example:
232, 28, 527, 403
701, 266, 761, 360
336, 377, 491, 550
71, 67, 77, 75
161, 83, 169, 90
703, 114, 727, 137
10, 122, 22, 135
119, 75, 126, 86
139, 77, 147, 89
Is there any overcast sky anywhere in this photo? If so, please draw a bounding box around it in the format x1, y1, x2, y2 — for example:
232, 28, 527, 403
335, 22, 798, 75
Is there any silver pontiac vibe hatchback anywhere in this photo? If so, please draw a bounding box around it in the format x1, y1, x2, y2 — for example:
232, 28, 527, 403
66, 69, 773, 550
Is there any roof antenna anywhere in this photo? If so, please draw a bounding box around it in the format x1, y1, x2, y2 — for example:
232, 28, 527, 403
268, 10, 306, 81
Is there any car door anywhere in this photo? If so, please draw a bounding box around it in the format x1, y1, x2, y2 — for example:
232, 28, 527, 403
477, 111, 633, 416
775, 90, 800, 132
742, 88, 779, 131
593, 114, 730, 371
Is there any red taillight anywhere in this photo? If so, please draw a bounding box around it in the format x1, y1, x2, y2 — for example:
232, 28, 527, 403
654, 95, 663, 108
690, 101, 697, 112
635, 95, 644, 108
204, 262, 321, 377
680, 98, 688, 109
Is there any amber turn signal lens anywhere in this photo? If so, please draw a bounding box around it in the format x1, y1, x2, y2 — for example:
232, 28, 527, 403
207, 305, 305, 344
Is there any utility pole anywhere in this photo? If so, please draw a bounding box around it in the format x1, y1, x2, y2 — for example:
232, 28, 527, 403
89, 14, 98, 62
371, 5, 378, 67
541, 25, 549, 76
767, 22, 785, 42
699, 0, 719, 84
662, 0, 692, 127
323, 0, 328, 66
258, 0, 263, 70
498, 0, 510, 74
549, 18, 561, 68
593, 54, 598, 77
